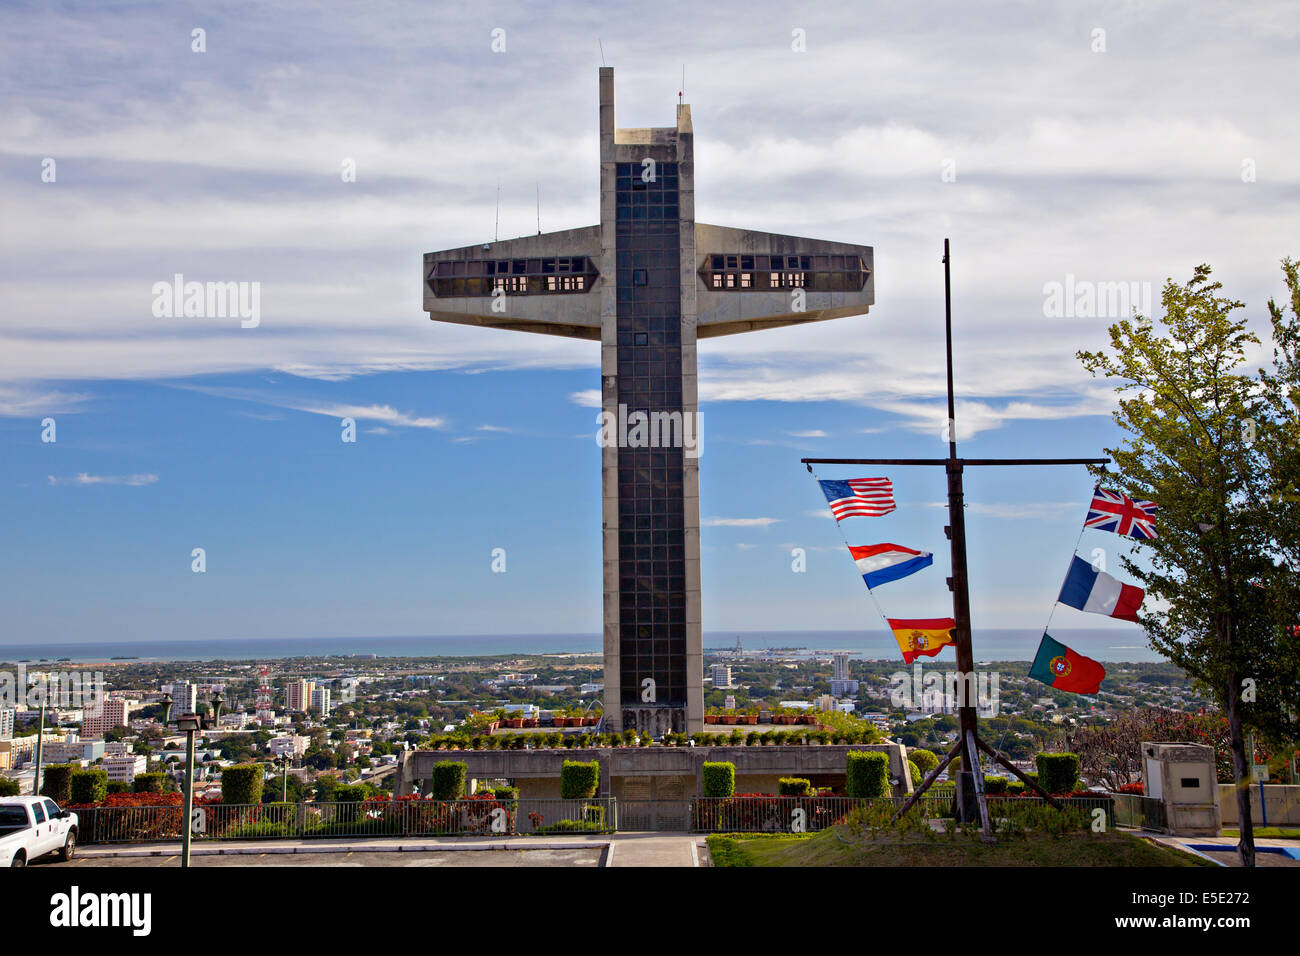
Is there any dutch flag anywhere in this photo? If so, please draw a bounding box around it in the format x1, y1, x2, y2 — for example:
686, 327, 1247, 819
849, 544, 933, 590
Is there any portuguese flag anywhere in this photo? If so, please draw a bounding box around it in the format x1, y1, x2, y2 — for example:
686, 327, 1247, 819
1029, 632, 1106, 694
887, 617, 956, 664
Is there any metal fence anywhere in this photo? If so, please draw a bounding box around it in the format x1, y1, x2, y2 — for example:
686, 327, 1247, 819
690, 795, 863, 833
1111, 792, 1169, 832
73, 798, 617, 844
71, 792, 1163, 842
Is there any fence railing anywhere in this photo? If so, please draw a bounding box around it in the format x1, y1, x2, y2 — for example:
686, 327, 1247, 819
70, 792, 1164, 842
1111, 792, 1169, 832
690, 796, 909, 833
73, 798, 617, 844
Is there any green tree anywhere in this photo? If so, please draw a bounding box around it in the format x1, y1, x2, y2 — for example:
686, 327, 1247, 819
1078, 263, 1300, 866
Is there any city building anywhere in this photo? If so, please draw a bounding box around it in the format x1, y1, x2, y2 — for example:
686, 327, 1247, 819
82, 697, 132, 737
164, 681, 197, 714
41, 736, 105, 764
311, 685, 332, 717
0, 707, 13, 741
830, 652, 859, 697
285, 679, 331, 715
709, 664, 732, 689
268, 735, 309, 759
103, 754, 147, 783
422, 69, 873, 734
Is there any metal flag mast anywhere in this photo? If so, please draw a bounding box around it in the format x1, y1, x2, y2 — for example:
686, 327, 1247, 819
802, 238, 1109, 838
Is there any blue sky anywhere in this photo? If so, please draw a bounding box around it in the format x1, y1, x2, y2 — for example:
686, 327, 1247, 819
1, 1, 1296, 644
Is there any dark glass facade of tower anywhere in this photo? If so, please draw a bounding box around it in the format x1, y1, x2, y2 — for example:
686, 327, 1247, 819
615, 161, 687, 721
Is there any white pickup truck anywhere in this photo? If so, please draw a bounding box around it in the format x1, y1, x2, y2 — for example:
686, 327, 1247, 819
0, 796, 79, 867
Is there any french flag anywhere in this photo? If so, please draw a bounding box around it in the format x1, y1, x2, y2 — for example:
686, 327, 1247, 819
1058, 555, 1144, 622
849, 544, 933, 590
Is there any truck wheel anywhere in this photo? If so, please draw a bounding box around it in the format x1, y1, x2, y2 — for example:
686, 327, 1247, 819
60, 832, 76, 861
10, 852, 25, 867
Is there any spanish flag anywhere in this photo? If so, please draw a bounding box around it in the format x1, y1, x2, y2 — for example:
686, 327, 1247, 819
887, 617, 956, 664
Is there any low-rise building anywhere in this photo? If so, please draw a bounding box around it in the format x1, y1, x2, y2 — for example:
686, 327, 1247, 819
103, 754, 148, 783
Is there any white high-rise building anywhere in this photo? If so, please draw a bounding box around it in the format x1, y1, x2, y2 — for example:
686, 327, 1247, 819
165, 682, 197, 714
709, 664, 732, 689
311, 686, 332, 716
832, 653, 850, 681
0, 708, 14, 741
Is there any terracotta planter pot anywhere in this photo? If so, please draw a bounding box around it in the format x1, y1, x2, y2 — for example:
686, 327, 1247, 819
584, 716, 599, 727
798, 715, 816, 725
721, 715, 737, 725
745, 715, 758, 725
523, 719, 538, 728
704, 715, 719, 724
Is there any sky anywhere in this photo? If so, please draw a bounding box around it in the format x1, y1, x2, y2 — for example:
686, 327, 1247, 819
1, 0, 1296, 645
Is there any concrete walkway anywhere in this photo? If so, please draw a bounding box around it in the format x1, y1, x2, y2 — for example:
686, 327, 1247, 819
74, 832, 707, 867
606, 833, 702, 867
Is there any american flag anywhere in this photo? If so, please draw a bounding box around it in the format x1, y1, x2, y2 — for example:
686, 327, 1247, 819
819, 478, 896, 520
1085, 487, 1158, 539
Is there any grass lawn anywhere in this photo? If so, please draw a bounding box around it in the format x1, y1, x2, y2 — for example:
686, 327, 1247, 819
707, 826, 1212, 867
1223, 827, 1300, 839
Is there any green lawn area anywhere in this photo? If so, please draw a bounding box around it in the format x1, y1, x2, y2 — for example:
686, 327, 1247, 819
707, 827, 1212, 867
1223, 827, 1300, 839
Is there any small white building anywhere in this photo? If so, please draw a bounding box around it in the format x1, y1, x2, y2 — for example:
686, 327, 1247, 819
267, 735, 309, 759
103, 754, 148, 783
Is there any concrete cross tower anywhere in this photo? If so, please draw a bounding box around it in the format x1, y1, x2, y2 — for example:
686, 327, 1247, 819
424, 69, 874, 735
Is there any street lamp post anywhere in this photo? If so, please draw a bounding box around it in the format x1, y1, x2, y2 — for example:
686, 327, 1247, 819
31, 703, 46, 797
161, 691, 223, 868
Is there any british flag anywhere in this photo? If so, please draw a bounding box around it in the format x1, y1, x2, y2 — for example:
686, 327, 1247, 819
1085, 487, 1158, 539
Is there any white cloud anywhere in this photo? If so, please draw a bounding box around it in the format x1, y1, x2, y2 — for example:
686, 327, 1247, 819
173, 385, 446, 430
918, 500, 1083, 519
787, 429, 828, 438
704, 517, 783, 528
47, 473, 158, 487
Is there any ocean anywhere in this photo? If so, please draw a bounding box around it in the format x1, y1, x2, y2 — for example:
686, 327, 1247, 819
0, 629, 1162, 664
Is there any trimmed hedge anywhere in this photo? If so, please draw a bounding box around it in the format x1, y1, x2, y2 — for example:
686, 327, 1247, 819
777, 776, 812, 796
1035, 752, 1080, 795
560, 760, 600, 799
220, 763, 265, 806
907, 760, 922, 788
702, 761, 736, 798
431, 760, 468, 800
133, 772, 166, 793
846, 750, 889, 798
983, 775, 1008, 795
70, 768, 108, 805
333, 783, 377, 802
0, 777, 20, 797
910, 748, 939, 778
40, 764, 74, 804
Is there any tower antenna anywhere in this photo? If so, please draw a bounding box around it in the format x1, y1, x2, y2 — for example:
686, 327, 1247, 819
679, 65, 685, 106
598, 38, 606, 67
494, 184, 500, 243
536, 183, 541, 235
